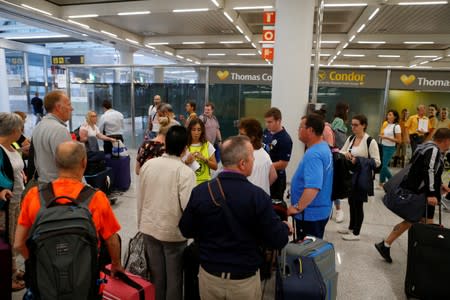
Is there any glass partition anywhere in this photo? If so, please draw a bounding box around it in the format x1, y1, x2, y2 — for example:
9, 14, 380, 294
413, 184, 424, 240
5, 50, 26, 112
315, 86, 385, 137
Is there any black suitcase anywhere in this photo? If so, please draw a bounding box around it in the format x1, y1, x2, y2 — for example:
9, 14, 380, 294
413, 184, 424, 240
276, 249, 326, 300
405, 203, 450, 299
0, 200, 12, 300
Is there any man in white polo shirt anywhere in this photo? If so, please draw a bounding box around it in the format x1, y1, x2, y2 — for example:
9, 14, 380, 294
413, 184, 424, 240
98, 100, 124, 154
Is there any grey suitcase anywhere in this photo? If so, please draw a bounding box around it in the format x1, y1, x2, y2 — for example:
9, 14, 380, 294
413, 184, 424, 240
285, 236, 338, 300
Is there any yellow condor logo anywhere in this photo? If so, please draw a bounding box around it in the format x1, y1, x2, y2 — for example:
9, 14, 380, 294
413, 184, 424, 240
216, 70, 230, 80
400, 74, 416, 86
318, 71, 327, 80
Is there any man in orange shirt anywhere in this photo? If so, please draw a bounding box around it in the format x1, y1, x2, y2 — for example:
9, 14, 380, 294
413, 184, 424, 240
405, 104, 431, 153
14, 141, 123, 276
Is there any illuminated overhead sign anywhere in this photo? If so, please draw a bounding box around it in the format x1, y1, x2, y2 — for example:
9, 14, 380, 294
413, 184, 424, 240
51, 55, 85, 65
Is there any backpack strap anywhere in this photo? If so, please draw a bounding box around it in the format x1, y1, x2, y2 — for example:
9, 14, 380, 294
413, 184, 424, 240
75, 185, 98, 208
39, 182, 56, 208
366, 136, 373, 159
39, 183, 97, 209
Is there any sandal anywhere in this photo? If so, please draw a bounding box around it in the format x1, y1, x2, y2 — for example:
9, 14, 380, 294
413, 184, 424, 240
12, 279, 25, 292
14, 270, 25, 281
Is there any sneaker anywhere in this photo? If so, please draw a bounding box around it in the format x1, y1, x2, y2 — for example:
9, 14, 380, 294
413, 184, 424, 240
342, 234, 360, 241
337, 228, 350, 234
335, 210, 344, 223
375, 241, 393, 263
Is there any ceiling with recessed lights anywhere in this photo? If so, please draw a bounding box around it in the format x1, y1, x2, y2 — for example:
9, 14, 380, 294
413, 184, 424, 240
0, 0, 449, 68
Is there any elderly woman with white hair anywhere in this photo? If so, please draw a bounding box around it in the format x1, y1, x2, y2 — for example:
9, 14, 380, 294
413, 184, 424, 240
0, 112, 26, 291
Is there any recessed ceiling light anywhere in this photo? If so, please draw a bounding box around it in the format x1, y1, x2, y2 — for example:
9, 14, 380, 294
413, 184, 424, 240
233, 6, 273, 10
357, 41, 386, 44
432, 57, 443, 61
146, 42, 169, 45
414, 55, 438, 58
145, 44, 155, 49
195, 61, 201, 64
343, 42, 349, 48
82, 34, 88, 37
176, 55, 184, 59
398, 1, 447, 5
404, 41, 434, 44
211, 0, 220, 7
337, 50, 342, 55
67, 19, 90, 28
133, 54, 144, 57
208, 53, 226, 56
5, 34, 70, 39
101, 30, 117, 37
235, 25, 244, 34
357, 24, 366, 33
220, 41, 244, 44
223, 12, 234, 22
378, 54, 401, 58
349, 35, 356, 42
186, 58, 193, 62
258, 50, 262, 55
182, 41, 205, 45
324, 3, 368, 7
258, 41, 274, 44
321, 41, 341, 44
251, 43, 257, 48
164, 51, 173, 56
126, 38, 139, 44
332, 64, 351, 67
359, 65, 376, 67
173, 8, 209, 13
409, 64, 417, 68
21, 4, 52, 16
368, 8, 380, 20
414, 66, 433, 69
117, 11, 150, 16
237, 53, 256, 56
419, 60, 429, 64
68, 14, 98, 18
244, 35, 251, 42
343, 54, 365, 57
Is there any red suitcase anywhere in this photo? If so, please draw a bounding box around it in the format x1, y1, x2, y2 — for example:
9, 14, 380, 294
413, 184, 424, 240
102, 265, 155, 300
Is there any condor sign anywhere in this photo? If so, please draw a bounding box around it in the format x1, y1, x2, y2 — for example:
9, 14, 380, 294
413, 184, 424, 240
315, 69, 386, 88
391, 71, 450, 91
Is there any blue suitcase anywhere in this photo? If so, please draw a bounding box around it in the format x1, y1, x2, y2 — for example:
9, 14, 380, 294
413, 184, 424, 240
276, 253, 326, 300
105, 154, 131, 191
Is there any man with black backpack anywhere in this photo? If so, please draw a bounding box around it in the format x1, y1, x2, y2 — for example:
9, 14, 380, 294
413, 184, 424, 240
14, 141, 123, 299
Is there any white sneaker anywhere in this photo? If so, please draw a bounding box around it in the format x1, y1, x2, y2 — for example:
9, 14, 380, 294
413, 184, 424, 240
337, 228, 350, 234
335, 210, 344, 223
342, 234, 360, 241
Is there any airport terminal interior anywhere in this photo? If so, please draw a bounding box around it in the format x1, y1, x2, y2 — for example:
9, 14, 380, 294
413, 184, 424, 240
1, 0, 450, 299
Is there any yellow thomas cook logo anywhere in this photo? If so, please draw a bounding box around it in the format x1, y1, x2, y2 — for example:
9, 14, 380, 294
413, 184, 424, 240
318, 71, 327, 80
216, 70, 230, 80
400, 74, 416, 86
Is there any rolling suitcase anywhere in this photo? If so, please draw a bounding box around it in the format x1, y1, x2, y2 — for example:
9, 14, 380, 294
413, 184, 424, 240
102, 265, 155, 300
0, 201, 12, 300
276, 249, 326, 300
105, 154, 131, 191
286, 218, 338, 300
405, 203, 450, 299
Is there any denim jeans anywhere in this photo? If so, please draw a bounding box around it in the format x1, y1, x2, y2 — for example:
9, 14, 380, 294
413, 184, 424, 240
380, 145, 397, 183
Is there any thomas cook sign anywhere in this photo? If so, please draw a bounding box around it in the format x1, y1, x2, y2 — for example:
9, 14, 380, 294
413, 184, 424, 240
391, 71, 450, 91
210, 67, 273, 84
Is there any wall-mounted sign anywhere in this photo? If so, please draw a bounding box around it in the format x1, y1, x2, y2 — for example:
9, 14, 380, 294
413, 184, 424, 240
314, 69, 387, 89
6, 57, 23, 65
51, 55, 85, 65
262, 48, 274, 61
263, 29, 275, 42
263, 11, 276, 25
209, 67, 273, 85
390, 70, 450, 91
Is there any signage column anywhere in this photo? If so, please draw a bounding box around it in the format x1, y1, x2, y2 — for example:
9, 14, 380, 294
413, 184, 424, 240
0, 49, 10, 112
271, 0, 315, 180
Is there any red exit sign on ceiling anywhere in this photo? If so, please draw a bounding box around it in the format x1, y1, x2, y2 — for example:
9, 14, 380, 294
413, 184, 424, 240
263, 11, 276, 25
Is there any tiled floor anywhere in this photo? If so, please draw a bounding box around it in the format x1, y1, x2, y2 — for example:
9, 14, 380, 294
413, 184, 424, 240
12, 158, 450, 299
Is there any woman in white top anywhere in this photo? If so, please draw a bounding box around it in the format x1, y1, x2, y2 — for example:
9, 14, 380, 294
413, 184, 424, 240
238, 117, 277, 195
0, 112, 26, 291
339, 114, 381, 241
379, 110, 402, 186
79, 111, 116, 151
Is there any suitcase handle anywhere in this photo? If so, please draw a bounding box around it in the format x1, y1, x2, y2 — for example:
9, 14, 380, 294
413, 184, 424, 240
103, 268, 145, 300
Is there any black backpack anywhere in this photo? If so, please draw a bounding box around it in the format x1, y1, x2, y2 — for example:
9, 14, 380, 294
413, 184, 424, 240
26, 183, 100, 300
331, 151, 354, 200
